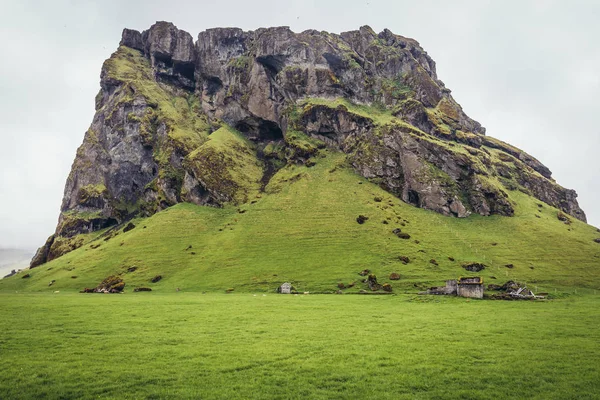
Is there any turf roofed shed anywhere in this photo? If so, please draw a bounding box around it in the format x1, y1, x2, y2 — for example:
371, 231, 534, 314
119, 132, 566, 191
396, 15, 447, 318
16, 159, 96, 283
457, 277, 484, 299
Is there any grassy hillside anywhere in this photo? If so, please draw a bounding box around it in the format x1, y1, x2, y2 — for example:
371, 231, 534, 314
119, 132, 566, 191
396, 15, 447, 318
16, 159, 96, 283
2, 149, 599, 294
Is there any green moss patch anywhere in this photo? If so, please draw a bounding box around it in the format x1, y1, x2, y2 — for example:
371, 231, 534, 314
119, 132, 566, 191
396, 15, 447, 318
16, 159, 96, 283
185, 125, 263, 204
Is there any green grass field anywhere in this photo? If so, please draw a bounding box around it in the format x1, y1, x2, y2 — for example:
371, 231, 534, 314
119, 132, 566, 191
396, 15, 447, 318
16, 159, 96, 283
1, 293, 599, 399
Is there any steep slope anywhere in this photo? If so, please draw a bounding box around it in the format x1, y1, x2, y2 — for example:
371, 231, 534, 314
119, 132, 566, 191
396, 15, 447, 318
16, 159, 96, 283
23, 22, 592, 286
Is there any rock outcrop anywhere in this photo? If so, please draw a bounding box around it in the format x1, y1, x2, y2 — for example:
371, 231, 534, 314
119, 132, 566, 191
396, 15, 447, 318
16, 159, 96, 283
31, 21, 586, 267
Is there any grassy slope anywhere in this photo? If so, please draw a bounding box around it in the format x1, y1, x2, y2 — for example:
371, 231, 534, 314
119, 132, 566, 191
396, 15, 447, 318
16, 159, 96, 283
2, 150, 599, 294
0, 293, 598, 399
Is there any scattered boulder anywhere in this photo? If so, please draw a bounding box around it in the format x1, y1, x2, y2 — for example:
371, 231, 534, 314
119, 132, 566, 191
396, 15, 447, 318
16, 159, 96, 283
398, 256, 410, 264
448, 257, 455, 262
80, 288, 94, 293
399, 233, 411, 239
22, 273, 31, 279
226, 288, 235, 293
366, 274, 382, 291
123, 222, 136, 232
500, 281, 520, 291
71, 276, 78, 279
347, 282, 356, 288
127, 266, 138, 273
337, 282, 346, 289
594, 238, 600, 243
382, 220, 389, 225
374, 197, 382, 202
430, 259, 438, 266
134, 287, 152, 292
389, 272, 401, 280
505, 264, 514, 269
88, 275, 126, 293
48, 280, 55, 287
151, 275, 162, 283
382, 283, 393, 292
462, 262, 486, 272
557, 211, 571, 225
356, 215, 369, 224
358, 269, 371, 276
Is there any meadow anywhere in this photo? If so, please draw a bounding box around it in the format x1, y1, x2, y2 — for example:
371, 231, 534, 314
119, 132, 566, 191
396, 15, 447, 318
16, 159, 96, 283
1, 292, 599, 399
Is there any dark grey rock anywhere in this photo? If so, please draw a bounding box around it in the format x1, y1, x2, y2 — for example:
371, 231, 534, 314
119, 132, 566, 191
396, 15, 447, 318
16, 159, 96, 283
120, 29, 143, 51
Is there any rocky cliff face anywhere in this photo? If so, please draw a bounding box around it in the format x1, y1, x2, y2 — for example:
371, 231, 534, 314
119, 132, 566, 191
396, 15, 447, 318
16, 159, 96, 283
30, 21, 586, 267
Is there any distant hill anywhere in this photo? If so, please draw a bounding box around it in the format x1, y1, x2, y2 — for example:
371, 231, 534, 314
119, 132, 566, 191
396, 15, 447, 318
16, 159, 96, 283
0, 249, 34, 278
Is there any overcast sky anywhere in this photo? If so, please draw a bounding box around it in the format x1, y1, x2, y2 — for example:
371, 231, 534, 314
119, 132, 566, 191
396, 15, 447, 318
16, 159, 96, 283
0, 0, 598, 251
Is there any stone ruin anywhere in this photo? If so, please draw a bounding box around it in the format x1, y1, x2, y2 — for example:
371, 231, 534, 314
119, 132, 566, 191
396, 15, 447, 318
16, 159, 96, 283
487, 281, 545, 300
457, 277, 484, 299
421, 277, 484, 299
278, 282, 292, 294
421, 277, 547, 300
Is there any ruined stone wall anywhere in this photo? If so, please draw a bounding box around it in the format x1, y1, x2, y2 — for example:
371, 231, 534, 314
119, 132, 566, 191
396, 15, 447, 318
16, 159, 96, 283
457, 284, 484, 299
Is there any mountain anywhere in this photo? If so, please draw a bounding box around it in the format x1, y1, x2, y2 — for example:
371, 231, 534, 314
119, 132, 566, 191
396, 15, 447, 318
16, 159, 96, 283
5, 22, 597, 293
